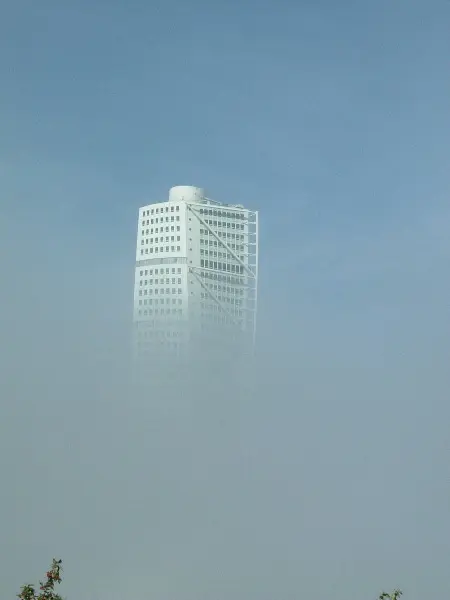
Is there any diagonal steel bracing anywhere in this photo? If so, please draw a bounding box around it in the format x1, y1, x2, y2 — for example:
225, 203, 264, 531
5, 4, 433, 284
188, 267, 240, 325
186, 204, 256, 279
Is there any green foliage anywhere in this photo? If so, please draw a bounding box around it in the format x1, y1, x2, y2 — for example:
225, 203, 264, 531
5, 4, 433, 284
17, 559, 63, 600
16, 557, 401, 600
379, 590, 403, 600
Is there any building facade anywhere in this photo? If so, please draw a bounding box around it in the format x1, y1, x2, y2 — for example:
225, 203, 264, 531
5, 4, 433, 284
132, 186, 258, 367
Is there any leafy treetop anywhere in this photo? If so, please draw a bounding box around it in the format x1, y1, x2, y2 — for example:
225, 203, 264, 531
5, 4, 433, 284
16, 558, 402, 600
379, 591, 403, 600
17, 559, 63, 600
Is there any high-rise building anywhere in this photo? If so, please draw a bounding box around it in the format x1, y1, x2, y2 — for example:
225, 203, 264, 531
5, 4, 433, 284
132, 186, 258, 367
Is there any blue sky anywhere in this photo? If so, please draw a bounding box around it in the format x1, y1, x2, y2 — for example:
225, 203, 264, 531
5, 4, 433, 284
1, 1, 450, 599
1, 0, 449, 303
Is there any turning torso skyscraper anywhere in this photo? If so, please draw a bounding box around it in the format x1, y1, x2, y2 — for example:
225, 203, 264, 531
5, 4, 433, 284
132, 185, 258, 373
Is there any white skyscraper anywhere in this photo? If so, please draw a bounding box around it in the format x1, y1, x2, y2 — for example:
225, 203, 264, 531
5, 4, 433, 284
132, 186, 258, 367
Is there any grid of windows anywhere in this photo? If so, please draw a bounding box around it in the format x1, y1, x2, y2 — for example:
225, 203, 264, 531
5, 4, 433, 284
135, 266, 184, 318
136, 267, 183, 317
192, 207, 253, 334
199, 228, 245, 258
198, 270, 246, 325
133, 189, 257, 361
141, 205, 180, 217
195, 208, 248, 280
136, 304, 184, 318
134, 315, 187, 356
199, 207, 246, 224
200, 259, 244, 274
139, 205, 183, 257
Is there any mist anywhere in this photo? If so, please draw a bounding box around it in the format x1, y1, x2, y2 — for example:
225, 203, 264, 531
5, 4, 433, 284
1, 162, 449, 600
1, 1, 450, 599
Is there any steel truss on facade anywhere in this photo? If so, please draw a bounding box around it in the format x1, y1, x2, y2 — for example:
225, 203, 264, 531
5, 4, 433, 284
186, 202, 258, 348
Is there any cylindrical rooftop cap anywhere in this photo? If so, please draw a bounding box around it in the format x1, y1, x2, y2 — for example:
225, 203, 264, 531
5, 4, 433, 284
169, 186, 205, 203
